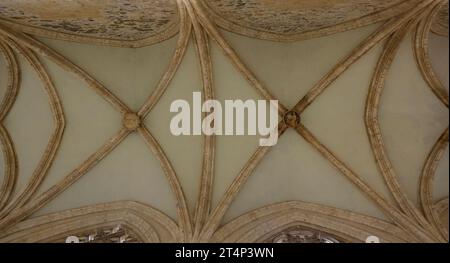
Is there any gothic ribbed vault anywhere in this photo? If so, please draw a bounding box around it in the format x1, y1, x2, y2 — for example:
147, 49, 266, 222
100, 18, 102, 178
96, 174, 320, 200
0, 0, 448, 243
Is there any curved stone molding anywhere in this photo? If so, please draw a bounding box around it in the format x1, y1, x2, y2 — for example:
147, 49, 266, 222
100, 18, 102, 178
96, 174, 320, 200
0, 0, 180, 48
0, 201, 180, 243
434, 198, 449, 232
200, 0, 424, 42
413, 0, 449, 107
0, 35, 66, 224
183, 0, 216, 240
364, 7, 446, 242
211, 202, 413, 243
0, 40, 19, 211
420, 129, 449, 239
0, 38, 66, 219
431, 1, 449, 36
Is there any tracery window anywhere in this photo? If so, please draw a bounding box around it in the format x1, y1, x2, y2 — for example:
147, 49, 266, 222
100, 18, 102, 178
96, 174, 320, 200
266, 226, 341, 243
64, 225, 139, 243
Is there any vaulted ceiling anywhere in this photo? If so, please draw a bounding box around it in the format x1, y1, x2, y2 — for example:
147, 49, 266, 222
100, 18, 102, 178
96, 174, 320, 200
0, 0, 448, 243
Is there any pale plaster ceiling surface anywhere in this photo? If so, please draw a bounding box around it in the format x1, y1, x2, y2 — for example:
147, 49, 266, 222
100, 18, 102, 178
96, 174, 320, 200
0, 0, 448, 243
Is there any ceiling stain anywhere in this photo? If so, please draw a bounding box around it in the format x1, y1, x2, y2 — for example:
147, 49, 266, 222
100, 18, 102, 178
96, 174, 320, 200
0, 0, 178, 41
